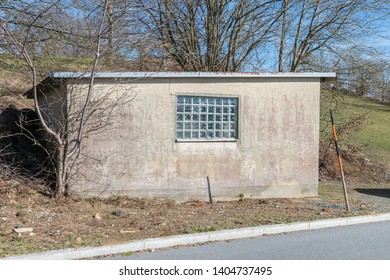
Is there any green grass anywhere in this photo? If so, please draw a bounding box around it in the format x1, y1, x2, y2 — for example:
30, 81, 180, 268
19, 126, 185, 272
352, 100, 390, 165
185, 225, 219, 234
36, 57, 95, 72
321, 90, 390, 166
0, 54, 95, 74
0, 55, 27, 71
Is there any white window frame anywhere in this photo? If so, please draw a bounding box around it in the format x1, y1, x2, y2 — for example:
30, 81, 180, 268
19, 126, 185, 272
176, 95, 239, 141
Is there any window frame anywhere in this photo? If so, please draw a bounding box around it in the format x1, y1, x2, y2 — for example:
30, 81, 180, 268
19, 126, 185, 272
175, 94, 240, 142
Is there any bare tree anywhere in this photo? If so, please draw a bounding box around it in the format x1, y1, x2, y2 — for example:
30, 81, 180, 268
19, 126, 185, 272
277, 0, 390, 72
136, 0, 284, 72
373, 61, 390, 103
339, 56, 390, 100
1, 0, 132, 197
1, 0, 139, 74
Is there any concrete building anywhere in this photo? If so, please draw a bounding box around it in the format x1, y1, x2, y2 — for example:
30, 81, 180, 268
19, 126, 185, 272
28, 72, 336, 201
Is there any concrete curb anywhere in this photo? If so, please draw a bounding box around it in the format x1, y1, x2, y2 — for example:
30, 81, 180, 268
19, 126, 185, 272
5, 212, 390, 260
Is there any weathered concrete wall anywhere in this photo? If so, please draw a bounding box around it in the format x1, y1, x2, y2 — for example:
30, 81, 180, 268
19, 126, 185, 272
69, 77, 320, 201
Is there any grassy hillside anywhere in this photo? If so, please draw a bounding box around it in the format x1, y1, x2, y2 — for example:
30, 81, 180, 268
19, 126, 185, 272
321, 90, 390, 167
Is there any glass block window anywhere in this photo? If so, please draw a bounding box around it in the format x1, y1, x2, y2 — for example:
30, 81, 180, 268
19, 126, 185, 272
176, 96, 238, 140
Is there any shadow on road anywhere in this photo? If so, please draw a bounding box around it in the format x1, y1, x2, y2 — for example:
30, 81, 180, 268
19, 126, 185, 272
355, 188, 390, 199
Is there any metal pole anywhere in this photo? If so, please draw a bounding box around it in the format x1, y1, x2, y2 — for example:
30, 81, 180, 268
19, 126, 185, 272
330, 109, 350, 212
207, 176, 213, 204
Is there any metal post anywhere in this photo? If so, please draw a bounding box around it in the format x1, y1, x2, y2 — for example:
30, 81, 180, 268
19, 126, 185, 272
207, 176, 213, 204
330, 109, 350, 212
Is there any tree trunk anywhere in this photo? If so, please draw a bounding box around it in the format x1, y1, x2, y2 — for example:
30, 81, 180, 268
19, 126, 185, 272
107, 0, 114, 65
54, 145, 65, 198
278, 0, 288, 72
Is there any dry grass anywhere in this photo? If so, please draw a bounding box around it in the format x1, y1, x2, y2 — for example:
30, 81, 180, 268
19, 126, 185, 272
1, 179, 389, 258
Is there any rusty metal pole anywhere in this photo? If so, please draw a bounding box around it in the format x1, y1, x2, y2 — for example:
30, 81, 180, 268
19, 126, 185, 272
330, 109, 350, 212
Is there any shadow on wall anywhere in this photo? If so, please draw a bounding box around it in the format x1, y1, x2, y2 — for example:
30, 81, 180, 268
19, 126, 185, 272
0, 106, 53, 179
355, 188, 390, 199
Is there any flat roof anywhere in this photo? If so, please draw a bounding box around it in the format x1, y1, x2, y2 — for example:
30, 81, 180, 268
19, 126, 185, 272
50, 71, 336, 82
25, 71, 336, 98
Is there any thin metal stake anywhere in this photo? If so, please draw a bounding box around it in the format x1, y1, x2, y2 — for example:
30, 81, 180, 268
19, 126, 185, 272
207, 176, 213, 204
330, 109, 350, 212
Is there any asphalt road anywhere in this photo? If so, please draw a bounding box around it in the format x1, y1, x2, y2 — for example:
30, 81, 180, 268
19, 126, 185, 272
106, 221, 390, 260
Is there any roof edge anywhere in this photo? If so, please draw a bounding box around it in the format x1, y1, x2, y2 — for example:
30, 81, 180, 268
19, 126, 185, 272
50, 71, 337, 82
24, 77, 64, 99
25, 71, 337, 98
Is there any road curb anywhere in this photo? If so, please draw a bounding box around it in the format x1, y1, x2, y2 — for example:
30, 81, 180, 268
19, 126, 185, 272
4, 212, 390, 260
